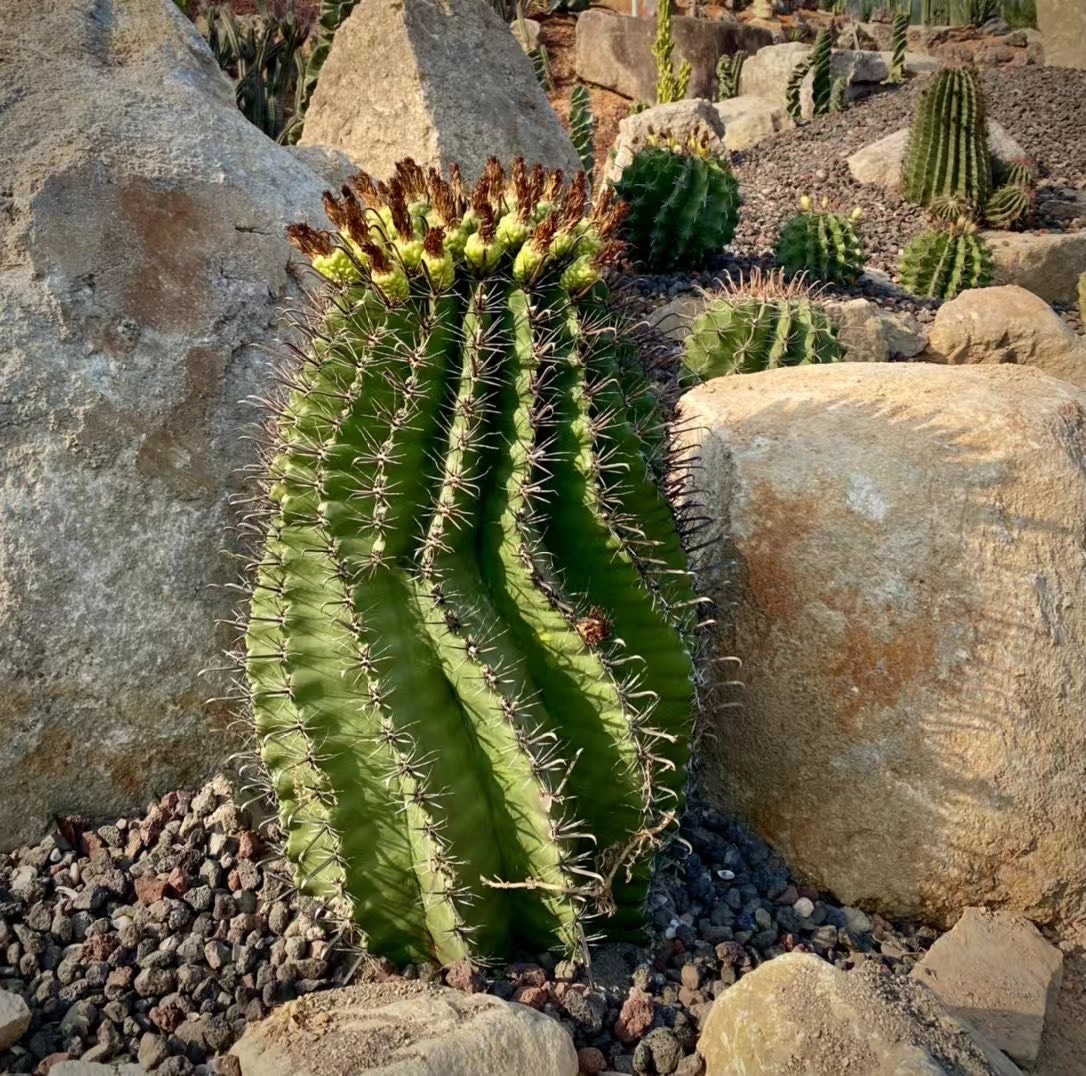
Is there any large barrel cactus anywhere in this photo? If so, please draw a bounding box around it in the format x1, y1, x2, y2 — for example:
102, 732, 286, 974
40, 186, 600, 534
898, 218, 994, 299
243, 158, 698, 966
614, 136, 741, 272
681, 271, 843, 386
902, 66, 993, 211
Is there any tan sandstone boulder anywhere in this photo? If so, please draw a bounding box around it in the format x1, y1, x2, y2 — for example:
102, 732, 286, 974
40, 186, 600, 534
1037, 0, 1086, 69
679, 363, 1086, 930
229, 980, 577, 1075
0, 0, 330, 848
983, 231, 1086, 306
299, 0, 580, 182
924, 286, 1086, 389
698, 952, 1022, 1075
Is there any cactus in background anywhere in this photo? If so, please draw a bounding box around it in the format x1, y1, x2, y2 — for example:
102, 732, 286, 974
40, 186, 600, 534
569, 84, 596, 186
717, 53, 745, 100
888, 9, 909, 83
290, 0, 360, 141
902, 66, 993, 211
776, 197, 866, 286
985, 183, 1034, 229
246, 158, 699, 965
615, 136, 741, 271
969, 0, 998, 24
785, 55, 812, 123
681, 271, 843, 386
809, 29, 833, 116
899, 218, 994, 299
655, 0, 692, 104
829, 74, 849, 113
998, 155, 1037, 188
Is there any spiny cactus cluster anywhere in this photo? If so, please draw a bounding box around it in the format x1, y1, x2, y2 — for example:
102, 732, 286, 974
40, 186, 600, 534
717, 53, 744, 101
682, 270, 843, 386
569, 84, 596, 187
614, 135, 741, 272
899, 217, 994, 299
245, 157, 699, 965
902, 66, 992, 211
776, 197, 865, 286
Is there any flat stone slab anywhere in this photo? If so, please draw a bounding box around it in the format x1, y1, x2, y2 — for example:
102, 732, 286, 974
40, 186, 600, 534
913, 908, 1064, 1069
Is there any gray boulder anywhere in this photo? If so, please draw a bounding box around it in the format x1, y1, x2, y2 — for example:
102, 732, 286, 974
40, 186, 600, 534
0, 0, 330, 847
300, 0, 579, 182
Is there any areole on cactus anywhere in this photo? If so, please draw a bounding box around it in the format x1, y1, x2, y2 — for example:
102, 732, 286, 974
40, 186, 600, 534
243, 157, 700, 966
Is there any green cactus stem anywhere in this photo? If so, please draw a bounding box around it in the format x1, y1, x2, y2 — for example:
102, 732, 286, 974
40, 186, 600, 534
716, 53, 745, 101
776, 198, 865, 286
898, 218, 994, 299
888, 10, 909, 83
785, 54, 812, 123
654, 0, 692, 104
614, 136, 741, 272
245, 158, 698, 966
902, 66, 993, 211
809, 29, 833, 116
681, 270, 843, 386
569, 83, 596, 187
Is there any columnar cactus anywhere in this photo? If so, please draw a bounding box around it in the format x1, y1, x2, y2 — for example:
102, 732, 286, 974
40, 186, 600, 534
569, 83, 596, 186
902, 66, 993, 211
888, 10, 909, 84
809, 29, 833, 116
681, 272, 843, 386
716, 53, 744, 101
614, 136, 741, 271
654, 0, 691, 104
898, 218, 994, 299
244, 158, 698, 966
776, 198, 865, 286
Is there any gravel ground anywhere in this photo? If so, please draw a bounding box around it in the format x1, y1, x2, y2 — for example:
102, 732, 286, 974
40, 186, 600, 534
624, 65, 1086, 335
0, 780, 940, 1074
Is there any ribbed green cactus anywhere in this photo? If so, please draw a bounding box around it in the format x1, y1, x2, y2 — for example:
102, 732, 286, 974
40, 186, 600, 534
986, 183, 1034, 229
888, 10, 909, 83
902, 66, 993, 211
716, 53, 744, 100
776, 198, 865, 285
615, 137, 741, 271
569, 84, 595, 187
655, 0, 692, 104
810, 29, 833, 116
681, 272, 843, 386
785, 55, 811, 123
245, 159, 697, 966
899, 219, 994, 299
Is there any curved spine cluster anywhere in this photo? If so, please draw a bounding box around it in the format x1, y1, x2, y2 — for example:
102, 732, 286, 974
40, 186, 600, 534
902, 66, 993, 210
776, 197, 865, 286
898, 218, 994, 299
244, 158, 698, 966
614, 136, 741, 272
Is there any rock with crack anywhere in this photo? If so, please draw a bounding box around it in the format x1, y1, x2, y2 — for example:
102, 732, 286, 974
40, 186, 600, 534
678, 363, 1086, 930
823, 298, 927, 363
229, 980, 578, 1075
0, 0, 332, 848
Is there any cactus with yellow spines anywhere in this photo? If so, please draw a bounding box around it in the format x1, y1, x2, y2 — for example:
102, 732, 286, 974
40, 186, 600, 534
243, 157, 699, 966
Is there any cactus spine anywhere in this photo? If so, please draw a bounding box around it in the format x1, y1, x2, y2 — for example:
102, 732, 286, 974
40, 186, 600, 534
902, 66, 993, 211
888, 10, 909, 83
248, 159, 698, 964
716, 53, 745, 100
569, 83, 596, 187
776, 198, 865, 286
655, 0, 692, 104
682, 275, 843, 386
898, 218, 994, 299
615, 137, 741, 271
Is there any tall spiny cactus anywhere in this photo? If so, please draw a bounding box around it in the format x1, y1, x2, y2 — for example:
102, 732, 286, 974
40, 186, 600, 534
809, 29, 833, 116
244, 158, 698, 965
681, 270, 843, 386
888, 9, 909, 83
655, 0, 692, 104
615, 135, 741, 271
716, 53, 745, 101
569, 84, 596, 187
899, 217, 994, 299
902, 66, 993, 211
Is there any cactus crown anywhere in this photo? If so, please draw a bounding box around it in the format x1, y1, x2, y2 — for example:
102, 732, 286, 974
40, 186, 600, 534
249, 158, 698, 967
902, 65, 993, 210
898, 217, 994, 299
776, 197, 865, 286
614, 135, 741, 272
681, 269, 843, 386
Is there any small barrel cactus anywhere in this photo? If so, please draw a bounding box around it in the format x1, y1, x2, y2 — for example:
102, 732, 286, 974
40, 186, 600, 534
898, 218, 994, 299
902, 66, 993, 211
776, 197, 865, 286
243, 158, 698, 966
681, 270, 843, 386
985, 183, 1034, 229
614, 135, 741, 271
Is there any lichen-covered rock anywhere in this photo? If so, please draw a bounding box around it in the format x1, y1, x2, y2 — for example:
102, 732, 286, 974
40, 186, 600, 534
0, 0, 330, 847
229, 980, 577, 1075
698, 953, 1022, 1075
680, 363, 1086, 930
299, 0, 579, 182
